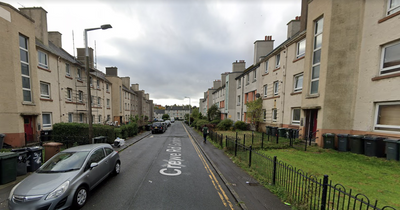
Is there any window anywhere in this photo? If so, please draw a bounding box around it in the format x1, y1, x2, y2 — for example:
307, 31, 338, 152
263, 109, 266, 121
388, 0, 400, 15
238, 78, 241, 88
296, 39, 306, 58
98, 115, 102, 123
107, 99, 110, 108
311, 17, 323, 95
265, 60, 269, 74
42, 113, 52, 127
91, 96, 94, 105
98, 97, 101, 106
374, 102, 400, 132
275, 54, 280, 68
274, 81, 279, 95
292, 108, 301, 125
381, 41, 400, 75
237, 112, 240, 120
237, 95, 240, 106
20, 35, 31, 102
263, 85, 268, 98
246, 74, 250, 84
294, 74, 303, 92
68, 113, 73, 122
77, 69, 81, 79
78, 91, 83, 102
253, 70, 257, 81
272, 109, 277, 122
66, 63, 70, 76
40, 82, 50, 99
67, 88, 72, 101
79, 113, 84, 123
90, 77, 93, 87
38, 51, 48, 69
97, 80, 100, 89
106, 83, 109, 92
87, 148, 105, 165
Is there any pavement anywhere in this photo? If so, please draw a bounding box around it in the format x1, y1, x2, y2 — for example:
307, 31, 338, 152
1, 124, 290, 210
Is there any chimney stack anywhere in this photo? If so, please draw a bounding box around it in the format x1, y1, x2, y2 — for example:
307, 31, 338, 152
48, 31, 62, 48
253, 36, 274, 65
287, 16, 301, 39
106, 67, 118, 76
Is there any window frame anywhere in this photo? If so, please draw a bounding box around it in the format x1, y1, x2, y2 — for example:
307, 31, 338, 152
272, 109, 277, 122
77, 68, 81, 80
310, 17, 324, 95
265, 60, 269, 74
296, 39, 306, 58
237, 95, 241, 106
380, 41, 400, 75
65, 63, 70, 76
253, 70, 257, 81
387, 0, 400, 15
273, 81, 279, 95
38, 50, 48, 69
68, 113, 73, 123
294, 73, 303, 93
67, 88, 72, 101
374, 101, 400, 133
275, 54, 281, 69
263, 85, 268, 97
20, 34, 32, 102
40, 82, 51, 99
42, 113, 52, 128
79, 113, 84, 123
263, 109, 266, 122
78, 91, 83, 102
291, 108, 301, 125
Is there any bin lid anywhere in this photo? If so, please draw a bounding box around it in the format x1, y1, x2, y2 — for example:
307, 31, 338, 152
0, 152, 18, 160
27, 146, 43, 151
363, 136, 386, 141
11, 148, 28, 152
337, 134, 349, 137
384, 138, 400, 143
0, 133, 5, 137
322, 133, 335, 137
349, 135, 363, 138
43, 142, 63, 146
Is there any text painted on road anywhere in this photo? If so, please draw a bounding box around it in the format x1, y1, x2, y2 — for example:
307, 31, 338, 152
160, 138, 185, 176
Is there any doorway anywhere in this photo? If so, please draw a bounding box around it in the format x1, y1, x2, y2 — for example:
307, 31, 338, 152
304, 109, 318, 142
24, 116, 34, 143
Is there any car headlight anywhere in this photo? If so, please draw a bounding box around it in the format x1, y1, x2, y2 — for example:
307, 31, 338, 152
9, 182, 20, 200
45, 181, 69, 200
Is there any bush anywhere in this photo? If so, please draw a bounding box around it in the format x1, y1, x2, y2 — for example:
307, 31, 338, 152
211, 119, 221, 125
217, 119, 233, 131
195, 119, 209, 130
52, 123, 115, 146
234, 121, 247, 131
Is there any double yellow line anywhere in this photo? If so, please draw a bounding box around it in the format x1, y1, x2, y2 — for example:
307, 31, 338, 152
183, 125, 235, 210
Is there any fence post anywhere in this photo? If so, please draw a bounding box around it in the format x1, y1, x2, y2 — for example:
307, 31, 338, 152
321, 175, 329, 210
220, 134, 223, 147
244, 134, 246, 146
252, 131, 254, 145
272, 156, 277, 185
261, 133, 264, 149
276, 132, 279, 144
249, 146, 252, 167
226, 136, 228, 148
235, 137, 238, 156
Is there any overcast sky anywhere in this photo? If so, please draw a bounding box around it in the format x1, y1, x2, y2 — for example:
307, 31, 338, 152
10, 0, 301, 107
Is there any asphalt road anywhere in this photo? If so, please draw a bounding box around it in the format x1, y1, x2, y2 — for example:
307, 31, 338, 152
82, 121, 240, 210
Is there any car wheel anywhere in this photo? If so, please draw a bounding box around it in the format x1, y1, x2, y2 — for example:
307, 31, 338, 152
113, 161, 121, 176
73, 186, 88, 209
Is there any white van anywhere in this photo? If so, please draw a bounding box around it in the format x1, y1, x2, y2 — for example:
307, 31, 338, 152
170, 117, 175, 123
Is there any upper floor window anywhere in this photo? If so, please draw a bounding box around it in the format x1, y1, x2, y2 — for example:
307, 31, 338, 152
77, 69, 82, 79
38, 51, 48, 69
253, 70, 257, 81
263, 85, 268, 97
98, 97, 101, 106
67, 88, 72, 101
106, 83, 109, 92
107, 99, 110, 108
246, 74, 250, 84
238, 78, 241, 88
311, 17, 324, 95
381, 41, 400, 75
296, 39, 306, 58
78, 91, 83, 102
20, 34, 32, 102
294, 74, 303, 92
40, 82, 50, 99
66, 63, 70, 76
273, 81, 279, 95
275, 54, 280, 68
265, 60, 269, 74
237, 95, 241, 106
374, 102, 400, 133
388, 0, 400, 15
263, 109, 266, 121
79, 113, 84, 123
97, 80, 100, 89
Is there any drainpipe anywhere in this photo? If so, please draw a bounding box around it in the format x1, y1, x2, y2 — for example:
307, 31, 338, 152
281, 45, 288, 126
57, 57, 62, 122
241, 75, 244, 121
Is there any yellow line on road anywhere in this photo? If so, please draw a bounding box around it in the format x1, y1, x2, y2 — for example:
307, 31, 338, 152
183, 125, 235, 210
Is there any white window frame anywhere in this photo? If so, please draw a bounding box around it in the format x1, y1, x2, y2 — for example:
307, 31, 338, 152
98, 115, 102, 124
263, 109, 266, 122
66, 63, 70, 76
380, 41, 400, 75
310, 17, 323, 95
275, 54, 280, 69
237, 95, 241, 106
387, 0, 400, 15
253, 70, 257, 82
40, 82, 50, 99
246, 74, 250, 85
68, 113, 73, 123
294, 74, 303, 92
238, 78, 241, 88
292, 108, 301, 125
20, 34, 32, 102
265, 60, 269, 74
106, 83, 109, 92
237, 112, 240, 120
374, 102, 400, 133
79, 113, 84, 123
107, 99, 110, 108
38, 50, 48, 69
272, 109, 277, 122
97, 80, 100, 89
296, 39, 306, 58
78, 91, 83, 102
67, 88, 72, 101
273, 81, 279, 95
263, 85, 268, 97
42, 113, 52, 128
77, 69, 81, 80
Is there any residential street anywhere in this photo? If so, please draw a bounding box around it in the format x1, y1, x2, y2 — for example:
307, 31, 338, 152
82, 122, 239, 210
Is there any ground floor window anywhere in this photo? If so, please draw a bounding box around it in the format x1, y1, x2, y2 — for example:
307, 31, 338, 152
292, 108, 301, 125
42, 113, 52, 127
68, 113, 73, 122
272, 109, 277, 122
375, 102, 400, 132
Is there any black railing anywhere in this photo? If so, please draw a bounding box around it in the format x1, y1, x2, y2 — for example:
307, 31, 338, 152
207, 129, 396, 210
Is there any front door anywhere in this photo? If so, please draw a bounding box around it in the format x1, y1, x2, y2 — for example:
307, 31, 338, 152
23, 116, 34, 142
305, 110, 318, 142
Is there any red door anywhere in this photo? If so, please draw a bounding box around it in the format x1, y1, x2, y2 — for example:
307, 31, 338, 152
24, 116, 34, 142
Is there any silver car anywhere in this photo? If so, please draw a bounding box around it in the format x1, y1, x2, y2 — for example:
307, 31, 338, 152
8, 143, 121, 210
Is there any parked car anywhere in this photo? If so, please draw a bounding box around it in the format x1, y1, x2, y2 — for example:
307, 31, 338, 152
8, 144, 120, 210
161, 122, 168, 130
165, 120, 171, 126
151, 122, 165, 134
170, 117, 175, 123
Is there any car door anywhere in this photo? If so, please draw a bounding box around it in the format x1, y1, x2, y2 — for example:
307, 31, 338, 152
86, 148, 108, 189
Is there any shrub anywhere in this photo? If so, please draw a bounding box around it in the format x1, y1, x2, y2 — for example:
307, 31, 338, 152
217, 119, 233, 131
211, 119, 221, 125
195, 119, 209, 130
234, 121, 247, 131
52, 123, 115, 146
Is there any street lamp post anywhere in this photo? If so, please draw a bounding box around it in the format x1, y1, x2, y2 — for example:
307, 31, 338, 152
184, 97, 191, 126
85, 24, 112, 143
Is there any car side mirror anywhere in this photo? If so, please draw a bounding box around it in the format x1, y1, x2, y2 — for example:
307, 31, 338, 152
90, 162, 99, 169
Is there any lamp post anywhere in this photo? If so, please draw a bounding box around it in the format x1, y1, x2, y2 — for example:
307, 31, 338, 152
85, 24, 112, 143
184, 97, 191, 126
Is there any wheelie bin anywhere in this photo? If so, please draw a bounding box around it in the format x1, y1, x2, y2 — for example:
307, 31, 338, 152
0, 152, 18, 184
349, 135, 364, 154
26, 146, 43, 172
0, 133, 5, 150
337, 134, 349, 152
11, 148, 28, 176
322, 133, 335, 149
271, 127, 278, 137
384, 138, 399, 161
43, 142, 63, 162
363, 136, 385, 157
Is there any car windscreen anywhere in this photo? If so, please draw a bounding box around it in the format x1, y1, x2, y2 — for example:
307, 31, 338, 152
152, 122, 161, 126
37, 151, 89, 173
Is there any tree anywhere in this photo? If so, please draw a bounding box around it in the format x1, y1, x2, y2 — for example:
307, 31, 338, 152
162, 114, 170, 121
246, 98, 263, 131
207, 104, 221, 121
191, 107, 200, 120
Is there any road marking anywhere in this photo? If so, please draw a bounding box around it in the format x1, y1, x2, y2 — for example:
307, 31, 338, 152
183, 125, 235, 210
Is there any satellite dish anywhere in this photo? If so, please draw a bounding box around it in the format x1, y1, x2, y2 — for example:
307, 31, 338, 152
256, 93, 261, 98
